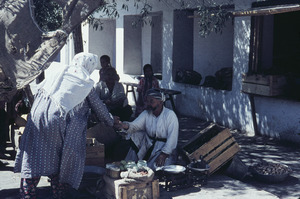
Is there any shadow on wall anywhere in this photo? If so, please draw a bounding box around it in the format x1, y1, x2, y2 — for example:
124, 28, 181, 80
256, 98, 300, 144
174, 18, 253, 134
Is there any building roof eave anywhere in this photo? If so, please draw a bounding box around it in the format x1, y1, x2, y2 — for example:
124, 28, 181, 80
188, 4, 300, 18
231, 4, 300, 17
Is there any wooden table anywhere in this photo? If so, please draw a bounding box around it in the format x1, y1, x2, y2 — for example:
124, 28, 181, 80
121, 82, 138, 105
159, 88, 182, 114
121, 82, 181, 114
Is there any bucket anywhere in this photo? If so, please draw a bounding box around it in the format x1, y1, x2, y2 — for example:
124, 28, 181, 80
225, 156, 249, 180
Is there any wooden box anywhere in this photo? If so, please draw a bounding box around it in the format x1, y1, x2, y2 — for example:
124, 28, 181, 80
85, 138, 105, 167
241, 74, 286, 96
103, 175, 159, 199
181, 124, 240, 174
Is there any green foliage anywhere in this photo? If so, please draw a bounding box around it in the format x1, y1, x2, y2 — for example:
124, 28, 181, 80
87, 1, 120, 31
89, 0, 232, 37
196, 4, 232, 37
33, 0, 62, 32
88, 0, 154, 30
32, 0, 232, 36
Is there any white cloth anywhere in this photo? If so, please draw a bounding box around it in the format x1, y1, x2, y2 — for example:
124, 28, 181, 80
37, 52, 99, 116
71, 52, 100, 74
126, 107, 179, 160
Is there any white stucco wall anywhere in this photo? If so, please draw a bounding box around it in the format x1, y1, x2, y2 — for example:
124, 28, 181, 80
173, 15, 254, 134
172, 13, 254, 133
81, 0, 300, 143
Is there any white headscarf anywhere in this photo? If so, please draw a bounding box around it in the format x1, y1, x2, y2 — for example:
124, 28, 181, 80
39, 52, 99, 116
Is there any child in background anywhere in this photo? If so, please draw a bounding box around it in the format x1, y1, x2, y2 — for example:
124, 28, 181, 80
135, 64, 160, 117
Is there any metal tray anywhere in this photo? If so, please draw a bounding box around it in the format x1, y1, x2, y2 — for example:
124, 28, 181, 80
163, 165, 186, 174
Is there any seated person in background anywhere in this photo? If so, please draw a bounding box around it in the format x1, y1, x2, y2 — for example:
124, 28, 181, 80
135, 64, 160, 117
0, 101, 9, 161
99, 55, 119, 82
95, 67, 133, 121
116, 88, 179, 170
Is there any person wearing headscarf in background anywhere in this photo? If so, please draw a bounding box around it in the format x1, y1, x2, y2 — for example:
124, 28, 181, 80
95, 67, 133, 122
135, 64, 160, 117
14, 52, 118, 199
116, 88, 179, 170
99, 55, 119, 82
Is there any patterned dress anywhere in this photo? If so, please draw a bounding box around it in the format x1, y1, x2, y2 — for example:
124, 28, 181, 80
14, 88, 113, 189
135, 76, 160, 117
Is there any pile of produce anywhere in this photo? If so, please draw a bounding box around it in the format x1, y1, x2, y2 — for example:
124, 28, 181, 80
250, 161, 292, 183
252, 162, 292, 175
106, 160, 150, 179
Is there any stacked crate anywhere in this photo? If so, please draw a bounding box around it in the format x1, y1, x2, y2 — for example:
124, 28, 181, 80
85, 138, 105, 167
242, 74, 286, 96
182, 124, 240, 174
103, 175, 159, 199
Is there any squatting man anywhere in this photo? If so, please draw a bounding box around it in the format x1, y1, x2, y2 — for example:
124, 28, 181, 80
115, 88, 179, 170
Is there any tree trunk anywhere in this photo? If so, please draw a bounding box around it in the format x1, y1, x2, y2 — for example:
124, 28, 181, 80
0, 0, 104, 102
73, 25, 84, 54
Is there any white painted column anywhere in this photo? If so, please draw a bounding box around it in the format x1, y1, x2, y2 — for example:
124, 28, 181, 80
116, 16, 125, 80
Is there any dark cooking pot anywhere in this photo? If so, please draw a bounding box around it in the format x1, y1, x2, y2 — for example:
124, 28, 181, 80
187, 161, 210, 172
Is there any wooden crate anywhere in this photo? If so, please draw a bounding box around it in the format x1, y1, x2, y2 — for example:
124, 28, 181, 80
181, 124, 240, 174
85, 138, 105, 167
104, 175, 159, 199
241, 74, 286, 96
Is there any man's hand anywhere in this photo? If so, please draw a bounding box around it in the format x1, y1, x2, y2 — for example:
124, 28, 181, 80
121, 122, 129, 130
113, 119, 129, 131
155, 152, 169, 167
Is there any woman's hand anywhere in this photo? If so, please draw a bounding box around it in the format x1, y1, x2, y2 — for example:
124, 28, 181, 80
104, 99, 111, 105
114, 123, 122, 131
113, 116, 121, 129
113, 116, 120, 124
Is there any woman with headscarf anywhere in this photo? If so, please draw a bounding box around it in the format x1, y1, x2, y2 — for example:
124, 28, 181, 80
135, 64, 160, 117
14, 52, 116, 199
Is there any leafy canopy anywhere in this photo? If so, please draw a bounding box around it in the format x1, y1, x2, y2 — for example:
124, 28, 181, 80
33, 0, 233, 37
33, 0, 62, 31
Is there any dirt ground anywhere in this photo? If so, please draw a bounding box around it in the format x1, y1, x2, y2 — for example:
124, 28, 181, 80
0, 116, 299, 199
